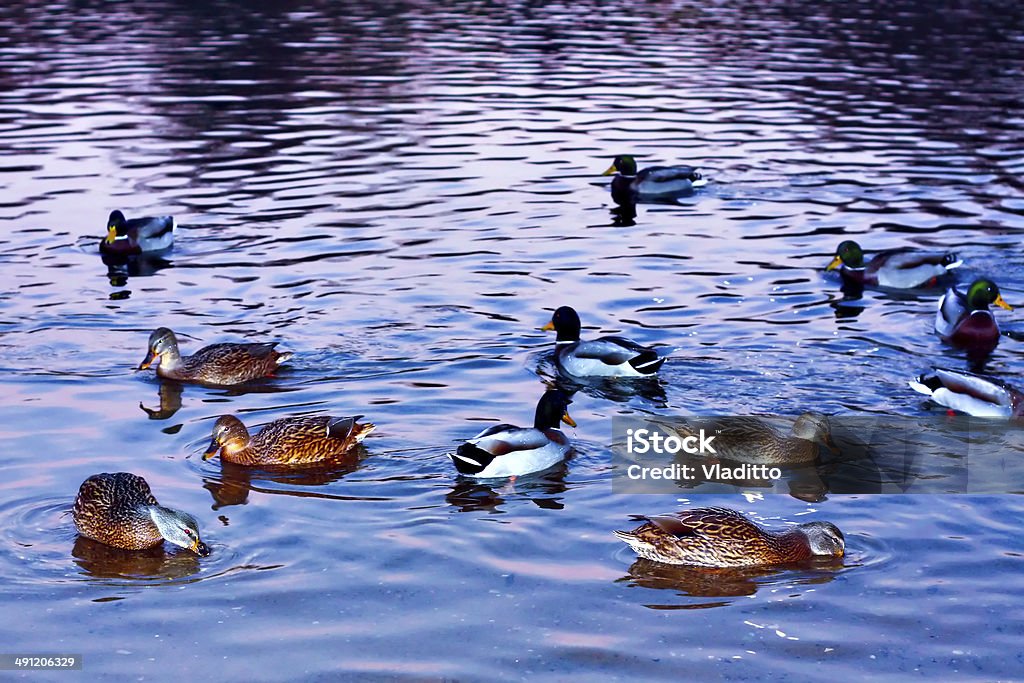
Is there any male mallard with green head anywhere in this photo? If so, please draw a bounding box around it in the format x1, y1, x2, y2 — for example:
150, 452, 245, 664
602, 155, 706, 204
826, 239, 961, 289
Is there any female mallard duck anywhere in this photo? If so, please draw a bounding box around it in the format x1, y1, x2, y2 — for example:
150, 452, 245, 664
935, 279, 1012, 357
73, 472, 210, 555
138, 327, 292, 385
543, 306, 665, 377
614, 507, 844, 568
910, 367, 1024, 418
450, 390, 575, 477
826, 240, 961, 289
203, 414, 376, 466
602, 155, 706, 204
99, 210, 175, 256
665, 413, 836, 464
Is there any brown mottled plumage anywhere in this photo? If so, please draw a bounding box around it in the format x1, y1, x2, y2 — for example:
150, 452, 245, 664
204, 414, 376, 466
663, 413, 835, 465
613, 507, 844, 568
138, 327, 291, 385
72, 473, 210, 555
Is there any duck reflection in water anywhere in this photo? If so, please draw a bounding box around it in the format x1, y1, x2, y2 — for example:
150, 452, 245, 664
446, 462, 569, 513
610, 202, 637, 227
617, 556, 843, 602
139, 379, 299, 422
71, 536, 202, 581
538, 362, 668, 408
202, 457, 366, 510
102, 251, 173, 298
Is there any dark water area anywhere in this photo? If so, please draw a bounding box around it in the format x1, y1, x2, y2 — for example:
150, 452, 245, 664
1, 0, 1023, 680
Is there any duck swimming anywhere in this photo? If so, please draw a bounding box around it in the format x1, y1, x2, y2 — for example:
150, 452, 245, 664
910, 367, 1024, 418
614, 506, 844, 568
138, 327, 292, 385
450, 390, 575, 478
663, 413, 836, 464
99, 210, 175, 256
602, 155, 706, 204
73, 472, 210, 555
934, 278, 1012, 358
543, 306, 665, 378
204, 414, 376, 466
826, 240, 961, 289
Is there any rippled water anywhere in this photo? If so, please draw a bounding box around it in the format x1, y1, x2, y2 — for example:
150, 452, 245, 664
1, 0, 1023, 679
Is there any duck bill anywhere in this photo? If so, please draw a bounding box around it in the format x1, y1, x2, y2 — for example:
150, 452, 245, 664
994, 295, 1013, 311
601, 163, 617, 176
202, 440, 221, 461
137, 349, 158, 370
541, 320, 555, 331
561, 411, 577, 428
192, 539, 211, 557
104, 226, 118, 244
825, 255, 842, 271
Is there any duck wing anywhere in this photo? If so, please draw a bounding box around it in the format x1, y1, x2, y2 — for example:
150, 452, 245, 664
637, 165, 701, 184
935, 287, 967, 337
127, 216, 175, 251
573, 337, 648, 365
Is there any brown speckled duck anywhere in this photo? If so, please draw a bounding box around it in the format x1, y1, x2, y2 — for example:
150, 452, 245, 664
138, 327, 292, 385
203, 414, 376, 466
664, 413, 836, 464
614, 507, 844, 568
73, 473, 210, 556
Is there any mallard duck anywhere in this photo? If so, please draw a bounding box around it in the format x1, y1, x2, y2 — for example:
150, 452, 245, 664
450, 390, 575, 477
663, 413, 836, 464
203, 414, 375, 466
909, 367, 1024, 418
935, 279, 1012, 358
613, 507, 844, 568
99, 210, 175, 256
543, 306, 665, 377
826, 240, 962, 289
73, 472, 210, 556
602, 155, 706, 204
138, 327, 292, 385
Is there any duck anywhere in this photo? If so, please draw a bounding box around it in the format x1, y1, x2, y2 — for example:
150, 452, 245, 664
909, 367, 1024, 418
72, 472, 210, 555
138, 327, 292, 385
450, 390, 575, 478
934, 278, 1012, 358
662, 413, 836, 464
99, 210, 175, 256
602, 154, 706, 204
543, 306, 665, 378
203, 414, 376, 466
826, 240, 962, 289
613, 506, 844, 568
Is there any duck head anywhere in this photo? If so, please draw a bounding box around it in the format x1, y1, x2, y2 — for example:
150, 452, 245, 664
149, 506, 210, 556
542, 306, 582, 343
602, 155, 637, 177
796, 521, 845, 558
827, 240, 864, 270
138, 327, 179, 369
203, 415, 251, 461
966, 279, 1012, 312
534, 390, 576, 430
105, 210, 128, 244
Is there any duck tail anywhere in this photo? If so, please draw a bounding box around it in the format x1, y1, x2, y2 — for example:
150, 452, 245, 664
351, 422, 376, 443
943, 253, 963, 270
629, 351, 665, 375
275, 351, 294, 365
450, 443, 496, 475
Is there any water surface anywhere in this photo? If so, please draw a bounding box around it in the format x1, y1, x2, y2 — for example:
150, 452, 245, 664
1, 1, 1023, 680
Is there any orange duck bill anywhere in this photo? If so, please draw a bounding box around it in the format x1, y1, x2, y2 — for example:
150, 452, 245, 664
138, 348, 159, 370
